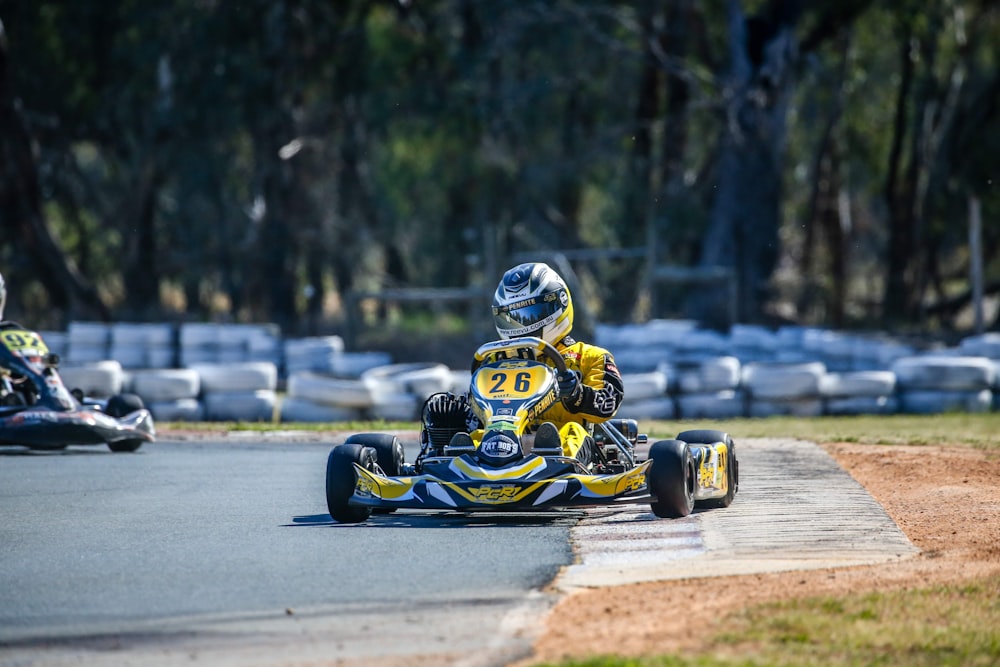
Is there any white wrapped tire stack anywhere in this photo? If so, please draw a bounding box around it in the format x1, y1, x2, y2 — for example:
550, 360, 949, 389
127, 368, 202, 421
742, 361, 826, 418
283, 336, 346, 375
65, 321, 111, 364
891, 355, 995, 414
620, 368, 674, 420
820, 370, 898, 415
281, 371, 371, 422
59, 360, 125, 398
361, 363, 452, 421
279, 397, 362, 423
674, 356, 746, 419
190, 361, 278, 422
179, 323, 222, 366
329, 351, 393, 379
448, 369, 473, 395
110, 322, 176, 369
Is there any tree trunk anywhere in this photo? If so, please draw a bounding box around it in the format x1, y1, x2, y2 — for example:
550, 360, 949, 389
691, 0, 800, 328
882, 17, 916, 325
0, 20, 109, 322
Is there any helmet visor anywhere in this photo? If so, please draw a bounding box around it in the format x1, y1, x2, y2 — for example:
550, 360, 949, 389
493, 297, 563, 337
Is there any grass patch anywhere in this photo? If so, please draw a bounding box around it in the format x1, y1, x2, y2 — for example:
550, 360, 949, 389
533, 576, 1000, 667
644, 413, 1000, 450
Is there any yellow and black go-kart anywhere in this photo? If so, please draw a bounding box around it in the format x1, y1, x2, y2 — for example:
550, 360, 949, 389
0, 327, 154, 452
325, 337, 737, 523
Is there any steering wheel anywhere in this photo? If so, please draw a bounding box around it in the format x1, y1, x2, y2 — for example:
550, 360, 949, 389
472, 336, 567, 374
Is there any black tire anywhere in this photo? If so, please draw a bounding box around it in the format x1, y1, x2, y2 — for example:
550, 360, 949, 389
345, 433, 404, 475
675, 429, 730, 447
106, 393, 146, 452
647, 439, 696, 518
106, 392, 145, 417
677, 429, 738, 508
345, 433, 404, 514
108, 439, 143, 453
326, 443, 375, 524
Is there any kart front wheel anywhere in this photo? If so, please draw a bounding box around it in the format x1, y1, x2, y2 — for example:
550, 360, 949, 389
345, 433, 404, 515
105, 393, 146, 453
326, 443, 375, 524
647, 439, 696, 518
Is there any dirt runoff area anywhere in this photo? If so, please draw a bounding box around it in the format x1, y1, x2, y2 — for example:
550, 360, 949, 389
521, 443, 1000, 665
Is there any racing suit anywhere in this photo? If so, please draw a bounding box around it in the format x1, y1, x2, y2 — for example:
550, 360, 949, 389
530, 335, 625, 459
0, 320, 36, 405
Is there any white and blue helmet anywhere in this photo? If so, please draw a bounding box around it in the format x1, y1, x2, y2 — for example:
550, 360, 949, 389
492, 262, 574, 345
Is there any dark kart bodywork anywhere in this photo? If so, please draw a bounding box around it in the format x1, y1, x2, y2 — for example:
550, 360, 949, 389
0, 328, 155, 451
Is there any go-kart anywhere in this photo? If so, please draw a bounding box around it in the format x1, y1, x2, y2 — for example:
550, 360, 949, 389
325, 336, 738, 523
0, 327, 155, 452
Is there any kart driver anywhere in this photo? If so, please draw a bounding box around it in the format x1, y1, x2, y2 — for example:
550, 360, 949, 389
0, 271, 59, 406
0, 271, 31, 405
481, 262, 625, 463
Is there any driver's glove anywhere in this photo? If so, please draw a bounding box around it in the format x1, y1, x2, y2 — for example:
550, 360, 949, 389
556, 369, 583, 403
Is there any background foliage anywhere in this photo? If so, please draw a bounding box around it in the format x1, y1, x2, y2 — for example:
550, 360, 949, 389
1, 0, 997, 342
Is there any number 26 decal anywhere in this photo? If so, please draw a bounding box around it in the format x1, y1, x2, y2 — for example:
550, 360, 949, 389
489, 371, 531, 394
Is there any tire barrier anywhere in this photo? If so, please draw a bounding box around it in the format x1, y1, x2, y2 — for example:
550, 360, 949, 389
675, 390, 746, 419
824, 395, 899, 416
329, 351, 394, 379
188, 362, 278, 394
127, 369, 201, 402
620, 397, 676, 420
59, 360, 125, 398
890, 355, 996, 392
285, 371, 374, 410
897, 389, 993, 415
38, 319, 1000, 421
675, 356, 741, 393
278, 396, 364, 423
148, 398, 205, 422
110, 322, 175, 369
820, 370, 898, 415
361, 363, 454, 403
65, 321, 111, 364
202, 390, 277, 422
283, 336, 345, 375
620, 371, 669, 402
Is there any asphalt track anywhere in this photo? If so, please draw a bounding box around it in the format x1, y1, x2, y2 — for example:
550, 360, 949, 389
0, 436, 917, 667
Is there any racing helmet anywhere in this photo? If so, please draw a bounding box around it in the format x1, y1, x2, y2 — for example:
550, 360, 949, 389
492, 262, 573, 345
0, 271, 5, 321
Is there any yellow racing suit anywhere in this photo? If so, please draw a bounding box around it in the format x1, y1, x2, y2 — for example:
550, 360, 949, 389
529, 335, 625, 458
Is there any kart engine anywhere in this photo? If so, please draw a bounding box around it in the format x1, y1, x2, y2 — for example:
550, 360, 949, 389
420, 392, 474, 455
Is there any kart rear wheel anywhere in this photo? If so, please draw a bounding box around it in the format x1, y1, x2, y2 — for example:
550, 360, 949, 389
106, 393, 146, 453
345, 433, 404, 514
677, 429, 738, 508
326, 443, 375, 524
647, 439, 696, 518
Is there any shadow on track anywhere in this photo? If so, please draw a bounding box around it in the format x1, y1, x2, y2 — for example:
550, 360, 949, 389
0, 446, 113, 456
285, 510, 583, 529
